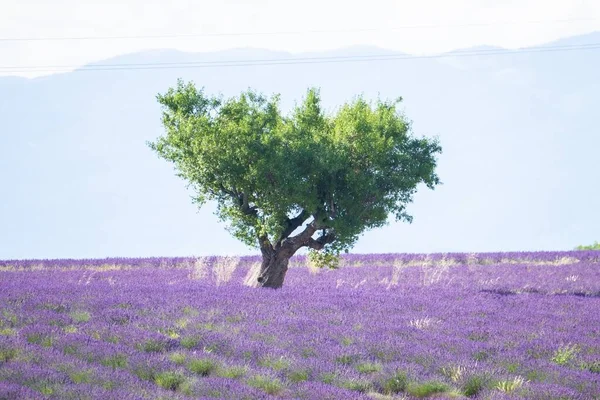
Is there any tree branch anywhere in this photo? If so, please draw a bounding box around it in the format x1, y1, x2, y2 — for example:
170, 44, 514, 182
281, 221, 318, 252
219, 184, 258, 217
307, 232, 336, 250
277, 209, 310, 244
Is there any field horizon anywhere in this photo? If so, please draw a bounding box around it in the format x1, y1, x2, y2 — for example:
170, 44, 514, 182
1, 251, 599, 399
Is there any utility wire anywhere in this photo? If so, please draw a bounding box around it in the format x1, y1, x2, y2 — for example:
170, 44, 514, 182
0, 17, 597, 42
1, 42, 599, 74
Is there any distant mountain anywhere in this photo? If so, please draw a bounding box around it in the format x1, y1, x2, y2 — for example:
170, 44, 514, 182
1, 32, 598, 259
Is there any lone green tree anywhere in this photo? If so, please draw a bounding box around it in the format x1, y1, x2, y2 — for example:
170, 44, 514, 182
575, 241, 600, 250
149, 80, 442, 288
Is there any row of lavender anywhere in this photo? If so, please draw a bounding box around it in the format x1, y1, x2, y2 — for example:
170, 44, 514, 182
1, 253, 600, 399
1, 250, 599, 270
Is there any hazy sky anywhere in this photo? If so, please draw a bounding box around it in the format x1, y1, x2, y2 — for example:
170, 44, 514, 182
1, 0, 599, 77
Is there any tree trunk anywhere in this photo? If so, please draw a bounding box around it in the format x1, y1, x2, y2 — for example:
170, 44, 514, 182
256, 250, 292, 289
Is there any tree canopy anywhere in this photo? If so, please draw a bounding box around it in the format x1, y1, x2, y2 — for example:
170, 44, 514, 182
149, 80, 441, 287
575, 241, 600, 251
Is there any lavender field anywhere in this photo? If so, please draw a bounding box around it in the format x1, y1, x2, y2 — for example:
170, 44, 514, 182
1, 252, 600, 399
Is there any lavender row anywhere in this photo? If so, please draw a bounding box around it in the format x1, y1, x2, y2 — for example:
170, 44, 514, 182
1, 256, 599, 398
1, 250, 599, 271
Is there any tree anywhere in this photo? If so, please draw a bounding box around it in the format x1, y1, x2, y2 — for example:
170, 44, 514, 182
575, 241, 600, 250
149, 80, 442, 288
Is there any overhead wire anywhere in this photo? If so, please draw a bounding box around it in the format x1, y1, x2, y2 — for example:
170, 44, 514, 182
1, 42, 599, 74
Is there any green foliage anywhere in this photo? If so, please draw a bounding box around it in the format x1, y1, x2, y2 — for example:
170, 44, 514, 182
100, 354, 128, 369
494, 376, 527, 393
406, 381, 450, 397
155, 371, 186, 391
472, 350, 490, 361
582, 361, 600, 373
134, 364, 159, 381
169, 352, 187, 365
552, 344, 579, 365
462, 375, 490, 397
320, 372, 337, 384
69, 370, 92, 384
308, 248, 340, 269
247, 375, 284, 395
137, 339, 167, 353
69, 311, 91, 323
335, 354, 357, 365
188, 358, 217, 376
180, 335, 201, 349
0, 346, 18, 363
380, 371, 408, 394
575, 241, 600, 250
355, 362, 382, 374
258, 356, 290, 371
341, 379, 373, 393
216, 365, 247, 379
287, 369, 310, 383
150, 82, 441, 271
0, 328, 16, 336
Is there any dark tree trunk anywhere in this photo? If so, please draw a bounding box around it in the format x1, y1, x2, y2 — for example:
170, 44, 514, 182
256, 251, 291, 289
254, 220, 334, 288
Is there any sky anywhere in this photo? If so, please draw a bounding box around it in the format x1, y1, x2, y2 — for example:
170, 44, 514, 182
1, 0, 600, 77
1, 0, 599, 259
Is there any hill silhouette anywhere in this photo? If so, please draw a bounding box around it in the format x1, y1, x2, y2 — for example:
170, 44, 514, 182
1, 32, 598, 258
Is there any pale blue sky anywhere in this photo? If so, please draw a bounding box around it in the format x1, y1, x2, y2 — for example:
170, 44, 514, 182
1, 0, 599, 77
1, 1, 599, 259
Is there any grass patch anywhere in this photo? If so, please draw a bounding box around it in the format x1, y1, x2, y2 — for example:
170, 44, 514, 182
582, 361, 600, 374
258, 356, 290, 371
472, 350, 490, 361
340, 336, 354, 346
155, 371, 186, 391
287, 369, 310, 383
188, 358, 217, 376
0, 346, 19, 363
341, 379, 373, 393
162, 328, 180, 339
62, 344, 79, 356
525, 369, 547, 382
462, 375, 490, 397
335, 354, 357, 365
216, 365, 247, 379
380, 371, 408, 394
225, 313, 245, 323
247, 375, 284, 395
180, 335, 201, 350
441, 365, 466, 382
320, 372, 337, 384
134, 364, 159, 381
26, 333, 51, 346
406, 381, 450, 397
355, 362, 382, 374
70, 311, 91, 323
495, 376, 527, 393
301, 347, 316, 358
0, 328, 16, 336
137, 338, 167, 353
100, 354, 128, 369
552, 344, 579, 365
169, 352, 187, 365
39, 302, 67, 313
503, 362, 520, 373
69, 370, 92, 384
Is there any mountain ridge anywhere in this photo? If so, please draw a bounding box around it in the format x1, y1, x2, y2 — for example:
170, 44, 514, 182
1, 32, 598, 259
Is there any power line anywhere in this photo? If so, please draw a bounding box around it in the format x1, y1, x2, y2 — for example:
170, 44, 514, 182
0, 17, 597, 42
1, 42, 599, 74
